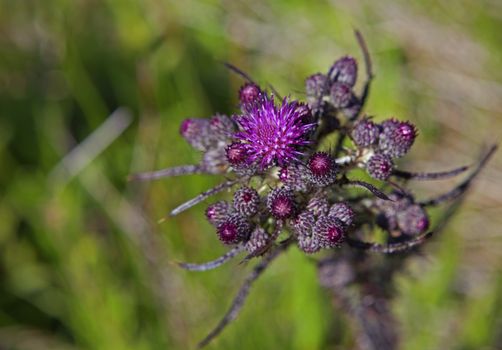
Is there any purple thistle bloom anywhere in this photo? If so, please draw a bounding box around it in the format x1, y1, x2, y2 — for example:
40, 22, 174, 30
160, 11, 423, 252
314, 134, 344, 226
233, 97, 316, 169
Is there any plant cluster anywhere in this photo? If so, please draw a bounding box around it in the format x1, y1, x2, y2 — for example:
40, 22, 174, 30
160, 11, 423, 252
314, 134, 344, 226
131, 32, 495, 348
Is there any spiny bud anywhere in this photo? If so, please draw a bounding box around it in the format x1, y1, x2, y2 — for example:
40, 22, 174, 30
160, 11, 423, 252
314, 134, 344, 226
366, 153, 394, 180
216, 213, 251, 245
351, 118, 380, 147
226, 142, 257, 176
179, 118, 211, 151
293, 210, 316, 237
314, 216, 346, 248
297, 234, 321, 254
330, 82, 353, 109
226, 142, 249, 166
328, 202, 354, 226
307, 152, 338, 186
201, 147, 228, 174
330, 56, 358, 87
239, 83, 261, 105
267, 187, 296, 220
245, 227, 269, 255
293, 211, 320, 254
233, 186, 260, 217
209, 114, 235, 140
279, 164, 309, 192
306, 195, 329, 218
375, 192, 413, 232
205, 201, 231, 227
305, 73, 328, 106
378, 119, 417, 158
397, 204, 429, 236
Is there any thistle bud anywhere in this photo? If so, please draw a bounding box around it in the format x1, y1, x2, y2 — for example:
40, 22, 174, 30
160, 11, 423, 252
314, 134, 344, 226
205, 201, 231, 227
279, 164, 309, 192
245, 227, 269, 255
314, 216, 346, 248
226, 142, 249, 166
293, 211, 320, 254
201, 147, 228, 174
397, 204, 429, 236
267, 187, 296, 220
328, 202, 354, 226
351, 118, 380, 147
307, 152, 338, 186
239, 83, 261, 105
330, 82, 353, 109
209, 114, 235, 140
305, 73, 328, 105
297, 235, 321, 254
233, 186, 260, 217
366, 153, 394, 180
179, 118, 211, 151
378, 119, 417, 158
293, 210, 316, 237
216, 213, 251, 245
330, 56, 358, 87
306, 196, 329, 218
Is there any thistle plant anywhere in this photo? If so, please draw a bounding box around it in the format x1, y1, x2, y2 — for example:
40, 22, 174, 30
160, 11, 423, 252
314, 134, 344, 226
130, 31, 496, 349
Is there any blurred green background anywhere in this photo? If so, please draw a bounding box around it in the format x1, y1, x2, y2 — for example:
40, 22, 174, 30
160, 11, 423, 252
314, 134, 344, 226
1, 1, 501, 349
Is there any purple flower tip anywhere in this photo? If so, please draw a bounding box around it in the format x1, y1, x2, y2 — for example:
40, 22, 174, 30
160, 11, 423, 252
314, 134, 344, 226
233, 97, 316, 169
267, 188, 296, 220
239, 83, 262, 105
225, 142, 248, 165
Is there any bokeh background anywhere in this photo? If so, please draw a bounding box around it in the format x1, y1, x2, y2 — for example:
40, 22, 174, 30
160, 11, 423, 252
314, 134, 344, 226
1, 1, 501, 349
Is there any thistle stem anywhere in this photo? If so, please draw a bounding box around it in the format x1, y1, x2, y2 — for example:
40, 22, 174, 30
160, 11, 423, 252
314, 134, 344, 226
168, 180, 236, 217
177, 245, 245, 271
128, 164, 204, 181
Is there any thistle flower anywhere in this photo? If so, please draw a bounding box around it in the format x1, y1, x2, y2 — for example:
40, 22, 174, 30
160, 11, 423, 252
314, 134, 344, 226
233, 97, 316, 169
131, 32, 496, 348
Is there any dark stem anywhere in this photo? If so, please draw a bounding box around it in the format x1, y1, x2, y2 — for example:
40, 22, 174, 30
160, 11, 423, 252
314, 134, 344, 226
346, 232, 433, 254
341, 178, 391, 201
420, 144, 497, 206
223, 62, 257, 84
354, 29, 373, 116
392, 165, 468, 181
167, 180, 237, 218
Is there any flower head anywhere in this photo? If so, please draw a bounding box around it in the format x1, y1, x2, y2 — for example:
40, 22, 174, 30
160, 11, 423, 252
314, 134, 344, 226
233, 97, 316, 168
